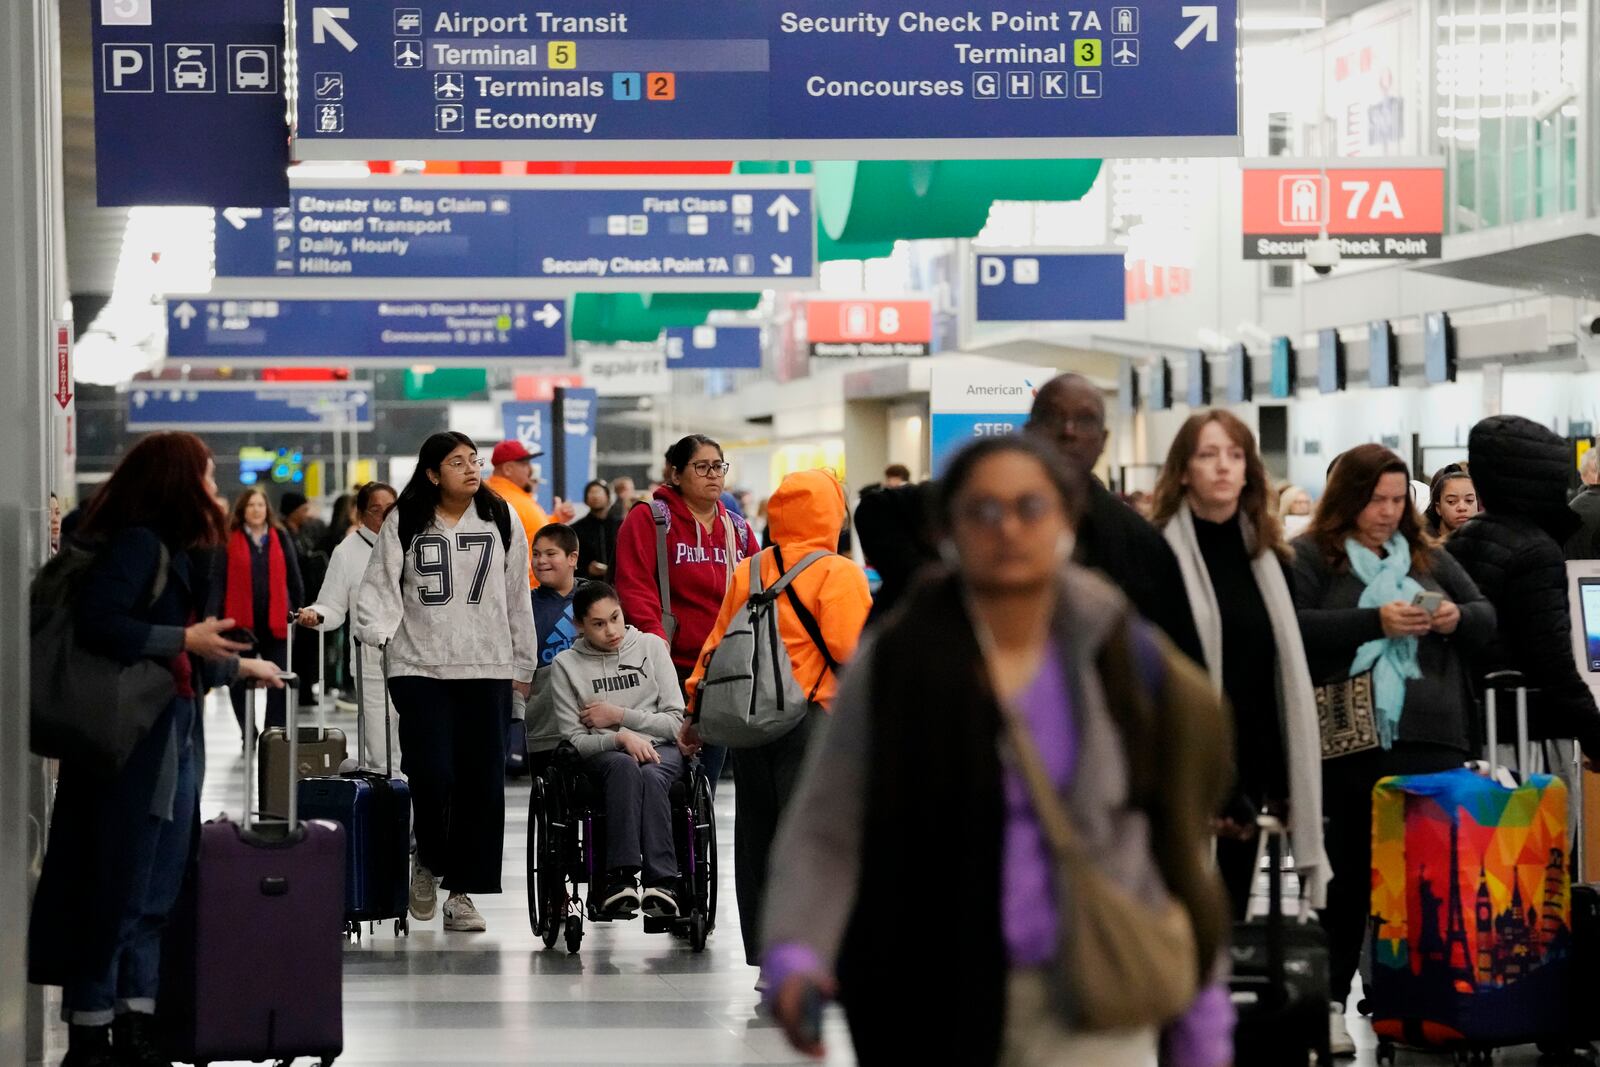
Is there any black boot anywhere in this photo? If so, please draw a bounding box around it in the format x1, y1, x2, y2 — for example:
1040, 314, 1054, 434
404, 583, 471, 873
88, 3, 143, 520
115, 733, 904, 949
60, 1024, 117, 1067
112, 1012, 171, 1067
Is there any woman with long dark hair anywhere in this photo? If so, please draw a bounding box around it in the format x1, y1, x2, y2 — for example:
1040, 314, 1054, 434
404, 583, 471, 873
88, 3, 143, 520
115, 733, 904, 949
223, 487, 304, 735
1290, 443, 1494, 1055
30, 432, 284, 1067
356, 432, 536, 933
613, 434, 759, 787
1150, 411, 1328, 922
762, 435, 1234, 1066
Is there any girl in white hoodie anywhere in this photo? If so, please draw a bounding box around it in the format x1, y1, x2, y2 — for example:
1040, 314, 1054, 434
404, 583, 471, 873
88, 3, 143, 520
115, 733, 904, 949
550, 583, 685, 920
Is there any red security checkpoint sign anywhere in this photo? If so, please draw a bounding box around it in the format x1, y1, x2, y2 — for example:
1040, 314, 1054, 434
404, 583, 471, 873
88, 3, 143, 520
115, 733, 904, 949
1242, 162, 1444, 260
805, 299, 932, 358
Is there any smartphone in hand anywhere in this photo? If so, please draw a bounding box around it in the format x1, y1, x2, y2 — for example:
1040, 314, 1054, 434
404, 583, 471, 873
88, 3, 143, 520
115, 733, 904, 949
1412, 590, 1444, 614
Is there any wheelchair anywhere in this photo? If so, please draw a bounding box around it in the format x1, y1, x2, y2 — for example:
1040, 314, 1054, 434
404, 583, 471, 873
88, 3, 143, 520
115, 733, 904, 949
526, 741, 718, 955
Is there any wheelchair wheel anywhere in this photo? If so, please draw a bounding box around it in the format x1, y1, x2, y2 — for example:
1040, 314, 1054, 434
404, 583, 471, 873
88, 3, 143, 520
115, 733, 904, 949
688, 911, 708, 953
691, 768, 718, 932
528, 776, 564, 947
565, 914, 584, 954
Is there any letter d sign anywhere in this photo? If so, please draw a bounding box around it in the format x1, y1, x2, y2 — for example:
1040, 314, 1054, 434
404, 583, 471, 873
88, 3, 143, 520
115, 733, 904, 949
102, 43, 154, 92
979, 257, 1006, 286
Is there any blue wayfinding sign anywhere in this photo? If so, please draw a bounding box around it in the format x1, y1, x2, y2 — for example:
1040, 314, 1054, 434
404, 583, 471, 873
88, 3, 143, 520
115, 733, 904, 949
213, 177, 814, 292
164, 297, 567, 365
974, 252, 1126, 322
500, 401, 554, 512
290, 1, 1239, 161
665, 326, 763, 370
126, 381, 374, 432
93, 0, 288, 207
552, 387, 599, 505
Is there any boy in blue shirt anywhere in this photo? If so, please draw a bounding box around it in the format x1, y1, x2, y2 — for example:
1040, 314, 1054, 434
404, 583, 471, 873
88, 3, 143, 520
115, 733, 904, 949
525, 523, 588, 775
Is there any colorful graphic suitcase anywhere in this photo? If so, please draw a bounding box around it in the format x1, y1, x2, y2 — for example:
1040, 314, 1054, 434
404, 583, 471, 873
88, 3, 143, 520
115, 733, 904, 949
298, 640, 411, 933
160, 675, 345, 1065
1369, 677, 1572, 1057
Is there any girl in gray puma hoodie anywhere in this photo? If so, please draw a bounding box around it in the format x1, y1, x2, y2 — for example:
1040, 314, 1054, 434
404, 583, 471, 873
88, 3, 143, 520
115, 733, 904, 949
549, 583, 686, 918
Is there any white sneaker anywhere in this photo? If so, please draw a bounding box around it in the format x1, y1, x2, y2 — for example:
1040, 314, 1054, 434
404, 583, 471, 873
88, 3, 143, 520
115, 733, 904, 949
409, 862, 438, 922
442, 893, 486, 932
1328, 1003, 1355, 1058
640, 884, 680, 919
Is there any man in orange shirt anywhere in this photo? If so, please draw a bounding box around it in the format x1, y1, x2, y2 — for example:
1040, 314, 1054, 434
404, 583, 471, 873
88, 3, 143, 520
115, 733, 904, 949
486, 440, 574, 589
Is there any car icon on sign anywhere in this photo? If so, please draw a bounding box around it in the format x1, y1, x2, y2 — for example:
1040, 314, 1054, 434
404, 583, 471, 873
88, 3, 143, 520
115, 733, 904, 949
173, 47, 207, 88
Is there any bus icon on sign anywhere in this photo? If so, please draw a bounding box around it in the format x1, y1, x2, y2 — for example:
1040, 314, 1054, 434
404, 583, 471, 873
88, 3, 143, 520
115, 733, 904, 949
1278, 175, 1327, 226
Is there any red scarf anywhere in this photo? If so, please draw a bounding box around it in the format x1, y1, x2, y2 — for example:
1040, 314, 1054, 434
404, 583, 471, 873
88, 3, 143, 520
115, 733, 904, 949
226, 528, 289, 639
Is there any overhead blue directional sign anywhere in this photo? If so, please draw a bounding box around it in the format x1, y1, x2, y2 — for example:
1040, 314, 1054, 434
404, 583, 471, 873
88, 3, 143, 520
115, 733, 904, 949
664, 326, 763, 370
163, 297, 567, 366
289, 1, 1239, 161
212, 176, 815, 294
126, 381, 374, 432
973, 251, 1126, 322
92, 0, 288, 207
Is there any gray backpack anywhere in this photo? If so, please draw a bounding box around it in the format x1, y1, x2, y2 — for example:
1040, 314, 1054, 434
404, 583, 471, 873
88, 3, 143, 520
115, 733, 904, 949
695, 548, 833, 748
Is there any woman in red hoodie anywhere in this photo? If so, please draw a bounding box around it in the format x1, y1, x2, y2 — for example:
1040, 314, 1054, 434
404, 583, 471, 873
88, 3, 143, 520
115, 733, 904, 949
614, 434, 759, 788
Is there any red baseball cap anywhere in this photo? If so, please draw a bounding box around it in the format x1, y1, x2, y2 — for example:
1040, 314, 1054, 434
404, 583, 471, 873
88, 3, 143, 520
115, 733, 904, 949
490, 440, 541, 465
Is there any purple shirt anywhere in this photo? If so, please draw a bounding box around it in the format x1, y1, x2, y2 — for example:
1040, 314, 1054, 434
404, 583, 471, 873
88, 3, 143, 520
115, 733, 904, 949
1003, 652, 1075, 966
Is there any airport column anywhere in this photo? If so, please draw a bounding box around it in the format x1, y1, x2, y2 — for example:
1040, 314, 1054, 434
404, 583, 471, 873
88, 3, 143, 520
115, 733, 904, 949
0, 0, 61, 1061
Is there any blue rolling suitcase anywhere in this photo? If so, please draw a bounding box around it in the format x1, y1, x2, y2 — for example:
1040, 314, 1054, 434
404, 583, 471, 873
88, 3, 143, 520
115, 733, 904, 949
298, 641, 412, 936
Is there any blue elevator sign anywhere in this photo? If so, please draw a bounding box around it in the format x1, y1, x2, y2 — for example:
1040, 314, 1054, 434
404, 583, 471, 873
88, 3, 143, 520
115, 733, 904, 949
664, 326, 763, 370
125, 382, 374, 431
974, 252, 1126, 322
164, 297, 567, 365
212, 176, 816, 293
92, 0, 288, 207
289, 1, 1239, 161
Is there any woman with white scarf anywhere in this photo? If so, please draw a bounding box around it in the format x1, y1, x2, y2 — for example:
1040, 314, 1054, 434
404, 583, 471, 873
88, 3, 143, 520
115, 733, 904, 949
1289, 443, 1494, 1057
1152, 412, 1329, 927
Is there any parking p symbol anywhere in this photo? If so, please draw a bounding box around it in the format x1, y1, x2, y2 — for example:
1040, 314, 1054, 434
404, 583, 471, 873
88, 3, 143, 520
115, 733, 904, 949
102, 43, 153, 93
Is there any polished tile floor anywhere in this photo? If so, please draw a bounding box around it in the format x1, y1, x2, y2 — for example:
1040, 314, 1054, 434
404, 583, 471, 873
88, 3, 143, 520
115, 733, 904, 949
40, 695, 1575, 1065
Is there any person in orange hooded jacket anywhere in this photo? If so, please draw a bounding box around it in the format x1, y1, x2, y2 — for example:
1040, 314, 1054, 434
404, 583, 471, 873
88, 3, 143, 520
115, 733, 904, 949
681, 468, 872, 968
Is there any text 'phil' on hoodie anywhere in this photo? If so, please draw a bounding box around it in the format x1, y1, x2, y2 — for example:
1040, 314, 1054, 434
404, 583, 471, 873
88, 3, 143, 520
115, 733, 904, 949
550, 624, 684, 760
688, 469, 872, 712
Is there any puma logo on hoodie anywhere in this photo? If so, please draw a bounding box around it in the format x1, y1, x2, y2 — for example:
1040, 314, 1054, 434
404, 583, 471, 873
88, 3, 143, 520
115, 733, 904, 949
591, 672, 642, 696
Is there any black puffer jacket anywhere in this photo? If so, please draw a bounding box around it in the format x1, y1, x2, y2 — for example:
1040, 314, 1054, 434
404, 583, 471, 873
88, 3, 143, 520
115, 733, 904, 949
1446, 415, 1600, 754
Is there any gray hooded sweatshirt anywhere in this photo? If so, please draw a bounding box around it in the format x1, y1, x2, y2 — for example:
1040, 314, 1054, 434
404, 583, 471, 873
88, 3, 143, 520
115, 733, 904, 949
549, 624, 684, 758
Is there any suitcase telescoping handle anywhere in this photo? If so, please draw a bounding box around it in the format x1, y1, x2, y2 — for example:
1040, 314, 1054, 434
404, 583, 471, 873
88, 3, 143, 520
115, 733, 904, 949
1250, 814, 1304, 991
1483, 670, 1531, 777
287, 608, 330, 731
242, 669, 300, 833
351, 637, 393, 779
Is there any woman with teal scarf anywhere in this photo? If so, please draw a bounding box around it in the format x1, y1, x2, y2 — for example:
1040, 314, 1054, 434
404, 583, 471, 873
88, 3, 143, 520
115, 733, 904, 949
1289, 444, 1495, 1056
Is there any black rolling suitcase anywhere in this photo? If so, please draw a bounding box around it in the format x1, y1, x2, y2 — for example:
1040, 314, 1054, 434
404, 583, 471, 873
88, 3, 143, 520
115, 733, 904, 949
1229, 815, 1332, 1067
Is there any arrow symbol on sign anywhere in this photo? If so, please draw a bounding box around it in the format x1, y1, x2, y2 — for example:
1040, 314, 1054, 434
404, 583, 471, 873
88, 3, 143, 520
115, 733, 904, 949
771, 254, 794, 275
313, 7, 359, 51
534, 302, 562, 328
221, 207, 260, 230
173, 302, 198, 329
766, 194, 800, 233
1175, 5, 1219, 49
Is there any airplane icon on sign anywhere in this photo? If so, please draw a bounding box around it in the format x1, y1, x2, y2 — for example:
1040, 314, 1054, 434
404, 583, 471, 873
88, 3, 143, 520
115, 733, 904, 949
394, 41, 423, 68
1113, 39, 1139, 65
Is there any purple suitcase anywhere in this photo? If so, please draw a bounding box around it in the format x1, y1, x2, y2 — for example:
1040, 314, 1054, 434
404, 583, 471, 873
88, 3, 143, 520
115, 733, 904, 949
160, 674, 345, 1065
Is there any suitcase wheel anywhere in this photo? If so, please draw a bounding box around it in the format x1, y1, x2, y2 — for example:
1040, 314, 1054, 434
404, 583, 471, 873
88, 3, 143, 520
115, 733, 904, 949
396, 915, 409, 936
1376, 1039, 1395, 1066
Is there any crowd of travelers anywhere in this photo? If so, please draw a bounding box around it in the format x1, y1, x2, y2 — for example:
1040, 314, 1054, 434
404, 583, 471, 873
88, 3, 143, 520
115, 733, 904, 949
29, 372, 1600, 1067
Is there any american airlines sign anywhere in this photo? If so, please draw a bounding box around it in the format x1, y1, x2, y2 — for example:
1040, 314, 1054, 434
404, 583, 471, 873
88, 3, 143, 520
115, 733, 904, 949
1242, 161, 1444, 261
